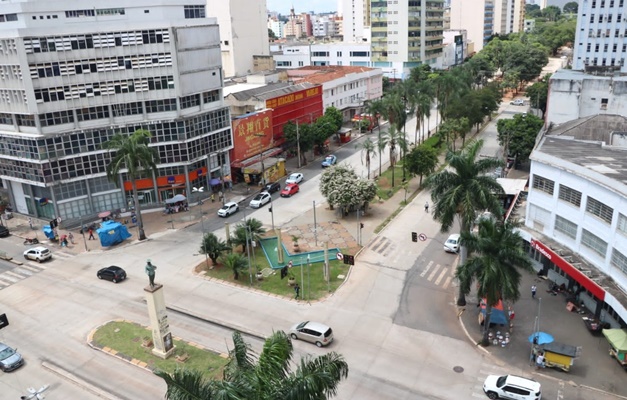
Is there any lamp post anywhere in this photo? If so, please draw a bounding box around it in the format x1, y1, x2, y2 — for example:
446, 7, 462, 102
254, 134, 268, 186
192, 186, 208, 267
269, 194, 275, 231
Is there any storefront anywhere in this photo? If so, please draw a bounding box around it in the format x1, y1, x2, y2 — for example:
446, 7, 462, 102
266, 85, 323, 144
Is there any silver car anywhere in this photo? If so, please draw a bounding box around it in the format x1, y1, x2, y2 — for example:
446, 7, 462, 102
0, 342, 24, 372
289, 321, 334, 347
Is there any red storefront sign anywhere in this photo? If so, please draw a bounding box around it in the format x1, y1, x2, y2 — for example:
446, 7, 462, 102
231, 110, 273, 162
530, 239, 605, 301
122, 167, 207, 191
266, 86, 323, 143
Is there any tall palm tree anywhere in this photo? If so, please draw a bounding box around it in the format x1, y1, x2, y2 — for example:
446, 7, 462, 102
102, 129, 157, 241
156, 331, 349, 399
414, 84, 434, 145
363, 99, 385, 134
200, 233, 231, 266
456, 218, 533, 345
356, 138, 377, 179
220, 252, 248, 280
379, 125, 404, 188
424, 139, 504, 306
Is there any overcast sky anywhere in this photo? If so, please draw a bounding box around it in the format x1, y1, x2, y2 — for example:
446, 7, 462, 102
266, 0, 337, 15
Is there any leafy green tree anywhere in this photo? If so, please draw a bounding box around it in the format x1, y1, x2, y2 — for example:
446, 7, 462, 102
563, 1, 578, 14
319, 165, 377, 213
283, 121, 315, 165
102, 129, 158, 241
496, 114, 544, 166
533, 19, 576, 56
231, 218, 265, 253
156, 331, 349, 400
312, 116, 337, 153
381, 92, 406, 132
424, 140, 505, 306
457, 219, 532, 345
543, 5, 561, 21
405, 144, 438, 186
200, 233, 231, 266
220, 253, 249, 280
409, 64, 432, 83
268, 28, 277, 40
525, 74, 550, 115
355, 138, 377, 179
323, 106, 343, 131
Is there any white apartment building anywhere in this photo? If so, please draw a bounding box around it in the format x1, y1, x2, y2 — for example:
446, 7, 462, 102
339, 0, 370, 43
522, 115, 627, 328
493, 0, 525, 35
546, 69, 627, 125
450, 0, 494, 53
0, 0, 232, 222
572, 0, 627, 73
271, 42, 372, 69
268, 18, 285, 39
209, 0, 270, 77
313, 15, 340, 38
286, 66, 383, 120
441, 30, 468, 68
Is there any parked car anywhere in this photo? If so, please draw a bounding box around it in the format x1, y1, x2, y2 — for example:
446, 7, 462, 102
262, 182, 281, 194
217, 201, 239, 217
510, 99, 525, 106
249, 191, 271, 208
285, 173, 304, 185
0, 342, 24, 372
443, 234, 460, 253
289, 321, 334, 347
23, 246, 52, 262
97, 266, 127, 283
321, 155, 337, 168
483, 374, 541, 400
0, 225, 9, 238
280, 183, 300, 197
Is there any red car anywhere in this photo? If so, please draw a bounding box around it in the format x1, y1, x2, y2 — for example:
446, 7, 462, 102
280, 183, 299, 197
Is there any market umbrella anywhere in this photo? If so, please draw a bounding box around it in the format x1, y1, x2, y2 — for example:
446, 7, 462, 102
165, 194, 186, 204
528, 332, 554, 345
209, 178, 221, 186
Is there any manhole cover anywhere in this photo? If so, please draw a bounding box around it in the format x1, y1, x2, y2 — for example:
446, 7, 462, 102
453, 366, 464, 373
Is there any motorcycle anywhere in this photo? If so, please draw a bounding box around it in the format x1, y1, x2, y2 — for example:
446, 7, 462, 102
23, 237, 39, 245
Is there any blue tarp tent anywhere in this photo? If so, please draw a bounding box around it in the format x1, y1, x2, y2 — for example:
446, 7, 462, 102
479, 299, 509, 326
42, 225, 55, 240
97, 220, 132, 247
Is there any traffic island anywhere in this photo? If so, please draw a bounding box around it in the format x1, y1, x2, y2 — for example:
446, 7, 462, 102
88, 320, 228, 378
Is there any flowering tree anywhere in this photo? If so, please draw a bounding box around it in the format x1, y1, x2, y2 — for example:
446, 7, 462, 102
320, 165, 377, 215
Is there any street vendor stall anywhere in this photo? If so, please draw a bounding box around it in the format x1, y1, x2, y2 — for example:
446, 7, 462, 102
602, 329, 627, 370
540, 342, 581, 372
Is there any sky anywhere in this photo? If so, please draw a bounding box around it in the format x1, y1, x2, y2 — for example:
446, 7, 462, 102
266, 0, 337, 15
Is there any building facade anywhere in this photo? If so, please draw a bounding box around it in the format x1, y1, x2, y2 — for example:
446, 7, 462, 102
271, 42, 373, 69
450, 0, 494, 53
572, 0, 627, 73
339, 0, 370, 43
493, 0, 525, 35
0, 0, 232, 222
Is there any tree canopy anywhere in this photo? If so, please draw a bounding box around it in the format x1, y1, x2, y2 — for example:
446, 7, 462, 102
496, 114, 544, 166
319, 165, 377, 212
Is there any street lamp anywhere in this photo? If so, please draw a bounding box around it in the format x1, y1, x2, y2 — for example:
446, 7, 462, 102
254, 133, 268, 186
192, 186, 208, 268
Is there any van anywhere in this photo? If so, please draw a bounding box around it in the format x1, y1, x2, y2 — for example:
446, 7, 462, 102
483, 374, 542, 400
289, 321, 334, 347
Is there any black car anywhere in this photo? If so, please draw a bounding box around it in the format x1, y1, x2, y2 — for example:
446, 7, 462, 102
97, 266, 127, 283
262, 182, 281, 194
0, 225, 8, 238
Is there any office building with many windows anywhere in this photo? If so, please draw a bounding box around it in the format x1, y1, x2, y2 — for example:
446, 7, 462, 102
0, 0, 232, 223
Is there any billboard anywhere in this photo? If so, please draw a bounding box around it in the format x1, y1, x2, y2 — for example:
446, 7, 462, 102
454, 35, 464, 65
231, 109, 274, 162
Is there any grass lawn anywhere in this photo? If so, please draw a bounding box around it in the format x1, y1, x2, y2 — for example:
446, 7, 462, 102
196, 245, 350, 301
375, 164, 406, 200
92, 320, 228, 378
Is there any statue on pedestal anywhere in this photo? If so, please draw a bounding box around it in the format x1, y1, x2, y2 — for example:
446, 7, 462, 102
145, 259, 157, 288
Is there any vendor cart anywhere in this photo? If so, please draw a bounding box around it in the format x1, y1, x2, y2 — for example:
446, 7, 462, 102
602, 329, 627, 370
540, 342, 581, 372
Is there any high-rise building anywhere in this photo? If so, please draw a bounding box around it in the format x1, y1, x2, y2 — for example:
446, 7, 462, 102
339, 0, 370, 43
0, 1, 233, 222
572, 0, 626, 73
210, 0, 270, 78
494, 0, 526, 35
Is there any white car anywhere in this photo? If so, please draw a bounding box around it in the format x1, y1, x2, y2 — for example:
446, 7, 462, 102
249, 191, 271, 208
23, 246, 52, 262
444, 234, 460, 253
289, 321, 334, 347
510, 99, 525, 106
217, 201, 239, 217
286, 173, 304, 185
483, 374, 541, 400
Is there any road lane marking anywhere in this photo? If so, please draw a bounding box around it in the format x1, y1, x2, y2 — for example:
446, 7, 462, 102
0, 274, 19, 282
20, 264, 42, 272
420, 261, 434, 277
434, 268, 448, 285
13, 268, 33, 276
427, 264, 442, 281
5, 270, 25, 279
443, 276, 453, 289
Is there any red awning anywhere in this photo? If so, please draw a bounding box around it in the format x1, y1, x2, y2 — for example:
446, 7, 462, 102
232, 147, 283, 168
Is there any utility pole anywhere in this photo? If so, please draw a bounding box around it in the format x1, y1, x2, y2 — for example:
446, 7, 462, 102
296, 120, 301, 168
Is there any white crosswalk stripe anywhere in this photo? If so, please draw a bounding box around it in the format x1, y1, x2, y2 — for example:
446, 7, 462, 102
427, 264, 442, 281
417, 260, 456, 289
420, 261, 434, 277
434, 267, 448, 285
0, 261, 48, 289
0, 273, 19, 283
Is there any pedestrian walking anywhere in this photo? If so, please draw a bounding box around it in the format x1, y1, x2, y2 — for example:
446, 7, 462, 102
28, 217, 33, 229
424, 202, 429, 212
88, 227, 95, 240
535, 352, 545, 369
218, 190, 223, 202
68, 232, 74, 244
211, 193, 215, 203
294, 283, 300, 299
531, 284, 537, 299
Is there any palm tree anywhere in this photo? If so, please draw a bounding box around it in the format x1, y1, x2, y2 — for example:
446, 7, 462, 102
456, 218, 533, 345
220, 252, 248, 280
156, 330, 349, 399
232, 218, 265, 253
379, 125, 404, 188
363, 99, 385, 134
200, 233, 231, 266
414, 81, 434, 144
424, 139, 504, 306
102, 129, 157, 241
356, 138, 377, 179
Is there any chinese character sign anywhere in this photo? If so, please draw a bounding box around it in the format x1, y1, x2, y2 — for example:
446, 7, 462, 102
231, 110, 273, 162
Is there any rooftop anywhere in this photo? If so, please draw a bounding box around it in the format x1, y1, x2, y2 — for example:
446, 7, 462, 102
224, 82, 317, 102
286, 66, 380, 85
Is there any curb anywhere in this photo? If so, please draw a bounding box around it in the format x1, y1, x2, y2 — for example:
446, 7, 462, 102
42, 360, 125, 400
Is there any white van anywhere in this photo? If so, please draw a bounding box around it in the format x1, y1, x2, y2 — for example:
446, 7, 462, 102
289, 321, 334, 347
483, 374, 541, 400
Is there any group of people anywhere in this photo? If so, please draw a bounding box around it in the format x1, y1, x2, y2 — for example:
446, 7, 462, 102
163, 202, 189, 215
59, 232, 74, 247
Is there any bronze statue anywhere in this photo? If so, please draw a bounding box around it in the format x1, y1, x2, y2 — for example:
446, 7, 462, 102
145, 259, 157, 288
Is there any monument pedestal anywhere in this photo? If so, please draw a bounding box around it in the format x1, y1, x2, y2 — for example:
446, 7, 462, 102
144, 284, 175, 359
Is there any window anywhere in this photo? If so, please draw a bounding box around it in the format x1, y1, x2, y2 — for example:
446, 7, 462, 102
312, 51, 329, 57
617, 213, 627, 235
586, 196, 613, 224
581, 229, 608, 257
529, 204, 550, 225
180, 94, 200, 109
65, 10, 95, 18
40, 111, 74, 127
202, 90, 219, 104
184, 5, 206, 19
611, 249, 627, 275
146, 99, 177, 113
555, 215, 577, 239
96, 8, 125, 16
558, 185, 581, 207
76, 106, 110, 122
0, 14, 18, 22
532, 175, 554, 195
350, 51, 370, 57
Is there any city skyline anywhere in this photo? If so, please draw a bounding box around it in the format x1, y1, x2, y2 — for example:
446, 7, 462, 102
267, 0, 336, 14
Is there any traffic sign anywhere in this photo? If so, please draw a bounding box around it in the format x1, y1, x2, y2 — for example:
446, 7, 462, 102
418, 233, 427, 242
0, 313, 8, 330
336, 252, 344, 260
